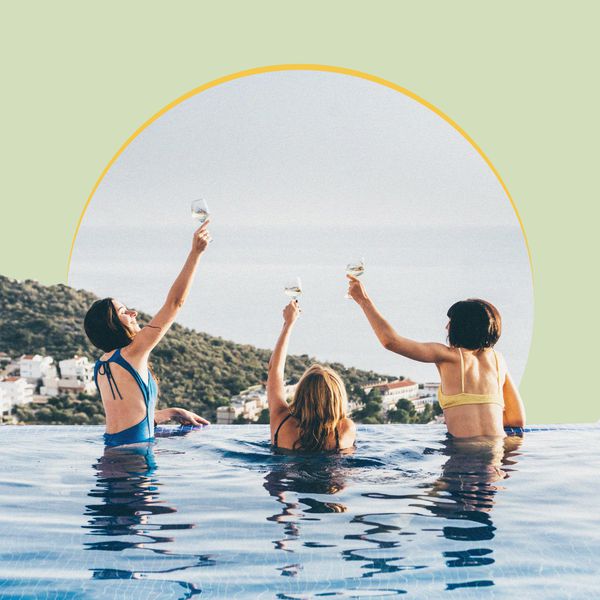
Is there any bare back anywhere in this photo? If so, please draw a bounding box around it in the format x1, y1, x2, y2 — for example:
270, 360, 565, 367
437, 348, 507, 438
96, 349, 150, 434
271, 414, 356, 452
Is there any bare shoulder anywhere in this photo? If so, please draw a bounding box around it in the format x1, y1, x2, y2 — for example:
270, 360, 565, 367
269, 406, 292, 432
339, 417, 356, 434
434, 343, 459, 363
488, 349, 510, 390
338, 417, 356, 450
119, 345, 148, 372
493, 349, 508, 370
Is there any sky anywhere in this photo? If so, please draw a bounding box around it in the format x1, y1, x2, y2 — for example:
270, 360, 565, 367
69, 70, 533, 384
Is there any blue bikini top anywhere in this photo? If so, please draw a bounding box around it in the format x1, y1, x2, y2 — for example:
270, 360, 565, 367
93, 348, 157, 447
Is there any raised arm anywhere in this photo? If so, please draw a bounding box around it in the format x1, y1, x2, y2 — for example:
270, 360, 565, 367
502, 371, 526, 428
267, 301, 299, 430
126, 221, 211, 360
347, 275, 452, 364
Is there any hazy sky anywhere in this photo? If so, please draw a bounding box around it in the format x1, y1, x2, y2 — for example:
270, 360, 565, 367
70, 70, 532, 383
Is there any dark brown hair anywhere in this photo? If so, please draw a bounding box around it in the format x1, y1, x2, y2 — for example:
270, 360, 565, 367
446, 299, 501, 350
84, 298, 135, 352
84, 298, 160, 394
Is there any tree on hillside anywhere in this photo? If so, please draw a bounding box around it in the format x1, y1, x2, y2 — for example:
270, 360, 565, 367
387, 398, 418, 423
0, 275, 401, 425
257, 408, 270, 424
387, 399, 442, 424
352, 388, 384, 424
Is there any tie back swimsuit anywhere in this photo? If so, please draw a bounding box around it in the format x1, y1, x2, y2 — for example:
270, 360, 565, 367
94, 348, 157, 446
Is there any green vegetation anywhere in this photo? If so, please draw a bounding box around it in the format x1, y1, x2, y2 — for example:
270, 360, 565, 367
14, 393, 104, 425
1, 275, 443, 425
387, 398, 442, 424
256, 408, 270, 424
351, 388, 385, 424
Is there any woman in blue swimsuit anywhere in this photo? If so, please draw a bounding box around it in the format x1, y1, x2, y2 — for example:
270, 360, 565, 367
83, 221, 211, 446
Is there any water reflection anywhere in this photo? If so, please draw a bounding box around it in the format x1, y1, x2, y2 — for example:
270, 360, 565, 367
83, 444, 210, 597
428, 436, 520, 541
262, 435, 522, 590
263, 457, 349, 554
359, 435, 523, 587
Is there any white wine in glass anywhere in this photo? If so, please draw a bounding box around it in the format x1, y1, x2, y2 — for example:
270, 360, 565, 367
191, 198, 210, 225
345, 258, 365, 298
284, 277, 303, 301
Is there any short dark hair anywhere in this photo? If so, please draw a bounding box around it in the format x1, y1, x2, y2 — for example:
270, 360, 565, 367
446, 299, 501, 350
84, 298, 134, 352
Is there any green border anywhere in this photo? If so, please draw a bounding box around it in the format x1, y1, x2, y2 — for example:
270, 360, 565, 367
1, 1, 598, 422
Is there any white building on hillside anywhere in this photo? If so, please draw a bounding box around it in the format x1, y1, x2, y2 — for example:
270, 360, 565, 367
0, 388, 9, 419
217, 385, 269, 424
411, 395, 437, 413
40, 376, 60, 397
31, 355, 96, 397
0, 376, 35, 407
414, 382, 441, 413
59, 356, 94, 382
363, 379, 420, 412
420, 382, 440, 397
54, 355, 96, 395
217, 405, 242, 424
19, 355, 56, 382
58, 378, 96, 395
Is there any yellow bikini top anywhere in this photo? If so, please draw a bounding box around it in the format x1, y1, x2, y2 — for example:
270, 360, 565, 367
438, 348, 504, 410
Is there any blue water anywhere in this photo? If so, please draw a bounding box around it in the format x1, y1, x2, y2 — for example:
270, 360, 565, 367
0, 425, 598, 599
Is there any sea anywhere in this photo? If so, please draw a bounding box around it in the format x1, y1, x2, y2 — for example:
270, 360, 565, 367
69, 222, 532, 384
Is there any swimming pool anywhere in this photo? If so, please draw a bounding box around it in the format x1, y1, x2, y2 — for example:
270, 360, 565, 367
0, 424, 598, 599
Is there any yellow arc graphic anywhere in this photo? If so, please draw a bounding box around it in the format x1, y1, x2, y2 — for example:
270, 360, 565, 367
67, 63, 532, 281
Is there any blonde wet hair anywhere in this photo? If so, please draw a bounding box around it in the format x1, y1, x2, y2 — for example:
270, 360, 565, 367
289, 364, 348, 452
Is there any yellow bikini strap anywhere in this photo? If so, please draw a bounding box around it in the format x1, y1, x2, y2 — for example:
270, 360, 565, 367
458, 348, 465, 393
493, 349, 501, 392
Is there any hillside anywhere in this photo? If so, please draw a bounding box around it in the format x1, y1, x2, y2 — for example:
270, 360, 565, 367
0, 275, 397, 421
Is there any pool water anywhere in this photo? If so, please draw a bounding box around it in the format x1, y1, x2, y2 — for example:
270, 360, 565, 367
0, 424, 598, 599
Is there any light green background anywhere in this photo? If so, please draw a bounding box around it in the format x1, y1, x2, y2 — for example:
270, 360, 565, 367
1, 1, 598, 423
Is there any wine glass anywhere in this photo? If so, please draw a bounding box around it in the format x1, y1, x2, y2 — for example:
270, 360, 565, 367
191, 198, 210, 225
345, 258, 365, 299
284, 277, 303, 301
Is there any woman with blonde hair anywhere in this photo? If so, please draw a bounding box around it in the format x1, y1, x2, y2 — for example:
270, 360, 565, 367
267, 301, 356, 452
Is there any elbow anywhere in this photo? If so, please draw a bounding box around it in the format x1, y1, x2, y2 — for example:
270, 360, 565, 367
383, 340, 399, 352
166, 295, 185, 311
506, 415, 526, 429
382, 337, 395, 351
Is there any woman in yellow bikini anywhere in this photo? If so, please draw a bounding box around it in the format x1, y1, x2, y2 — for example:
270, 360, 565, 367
347, 276, 525, 437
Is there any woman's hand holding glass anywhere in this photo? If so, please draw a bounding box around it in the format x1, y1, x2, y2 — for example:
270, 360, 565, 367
192, 220, 211, 255
283, 300, 300, 328
346, 274, 369, 305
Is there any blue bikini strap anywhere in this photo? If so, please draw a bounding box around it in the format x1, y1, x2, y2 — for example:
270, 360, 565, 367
95, 357, 124, 401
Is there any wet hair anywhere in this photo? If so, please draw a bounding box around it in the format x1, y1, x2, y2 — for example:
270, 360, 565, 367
288, 364, 348, 452
446, 299, 501, 350
84, 298, 135, 352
